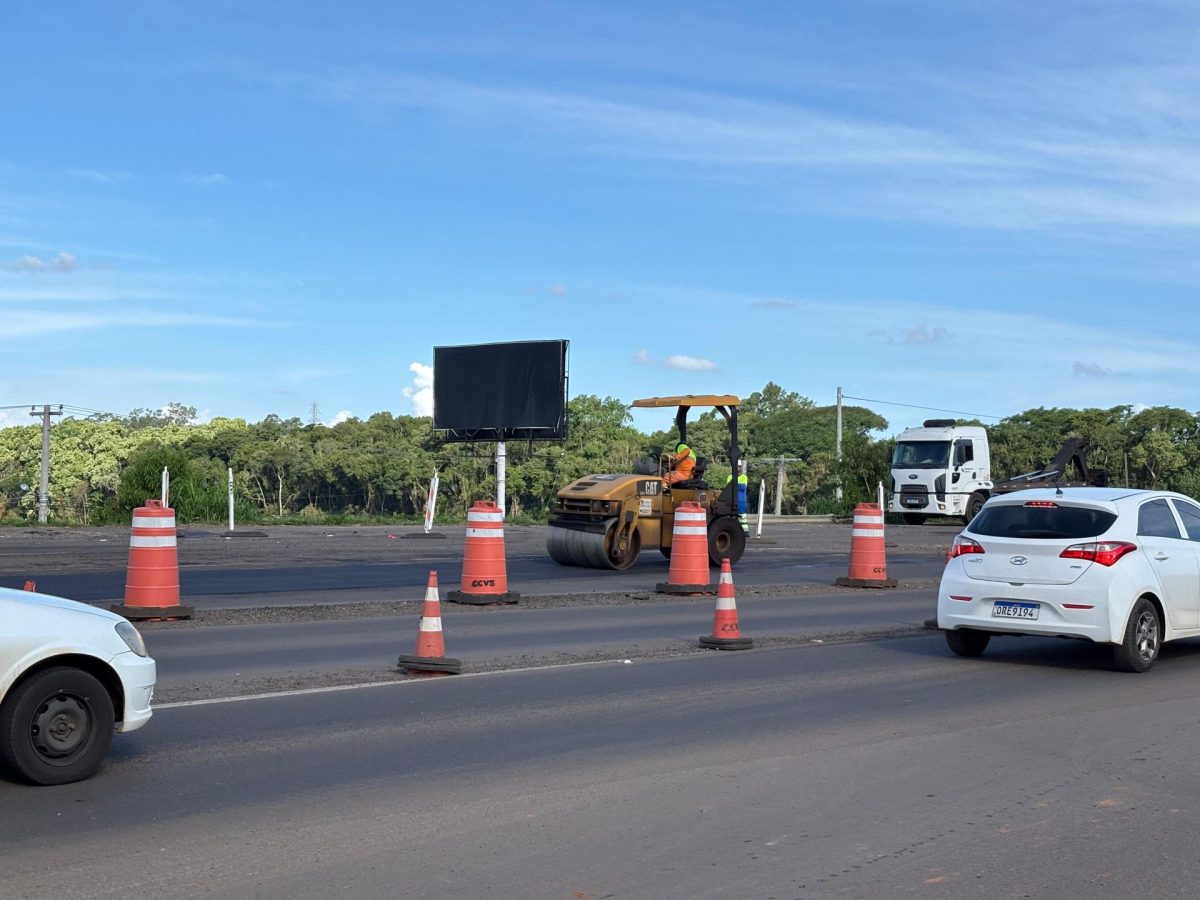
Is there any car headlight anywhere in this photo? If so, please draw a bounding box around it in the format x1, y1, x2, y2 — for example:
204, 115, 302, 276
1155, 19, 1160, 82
115, 621, 148, 657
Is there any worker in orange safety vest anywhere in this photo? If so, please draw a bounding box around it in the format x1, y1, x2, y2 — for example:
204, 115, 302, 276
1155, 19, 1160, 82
663, 441, 695, 486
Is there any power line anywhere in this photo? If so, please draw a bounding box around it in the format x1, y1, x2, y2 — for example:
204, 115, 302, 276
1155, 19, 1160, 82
841, 394, 1003, 422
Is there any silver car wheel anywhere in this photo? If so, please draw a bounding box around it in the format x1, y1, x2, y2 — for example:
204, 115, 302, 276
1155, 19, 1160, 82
1135, 608, 1160, 663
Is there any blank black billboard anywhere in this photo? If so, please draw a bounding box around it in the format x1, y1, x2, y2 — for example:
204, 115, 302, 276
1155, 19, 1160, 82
433, 340, 568, 442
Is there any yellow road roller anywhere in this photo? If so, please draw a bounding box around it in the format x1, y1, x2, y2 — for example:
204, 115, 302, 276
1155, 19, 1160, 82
546, 395, 746, 570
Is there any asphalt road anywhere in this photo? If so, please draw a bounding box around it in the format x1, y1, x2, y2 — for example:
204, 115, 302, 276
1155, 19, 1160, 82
144, 587, 937, 700
6, 632, 1200, 899
0, 521, 955, 606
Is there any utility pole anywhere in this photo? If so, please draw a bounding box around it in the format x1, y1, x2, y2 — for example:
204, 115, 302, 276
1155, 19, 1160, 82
29, 404, 62, 524
835, 386, 844, 502
309, 402, 321, 426
762, 457, 802, 515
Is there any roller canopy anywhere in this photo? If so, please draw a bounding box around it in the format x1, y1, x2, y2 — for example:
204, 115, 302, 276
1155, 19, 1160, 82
631, 395, 740, 408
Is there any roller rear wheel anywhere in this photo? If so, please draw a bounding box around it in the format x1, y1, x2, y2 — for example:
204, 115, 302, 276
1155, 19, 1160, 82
707, 517, 746, 567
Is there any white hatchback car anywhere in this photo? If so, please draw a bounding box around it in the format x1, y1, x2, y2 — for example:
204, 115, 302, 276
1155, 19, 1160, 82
938, 487, 1200, 672
1, 587, 156, 785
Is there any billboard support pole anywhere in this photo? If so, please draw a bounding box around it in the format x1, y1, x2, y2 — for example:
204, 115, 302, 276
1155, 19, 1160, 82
496, 441, 506, 518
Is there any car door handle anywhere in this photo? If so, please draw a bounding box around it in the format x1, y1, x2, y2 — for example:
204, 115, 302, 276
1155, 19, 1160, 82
1155, 552, 1170, 561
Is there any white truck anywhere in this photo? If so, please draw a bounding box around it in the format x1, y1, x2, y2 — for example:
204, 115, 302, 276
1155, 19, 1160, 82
888, 419, 992, 525
889, 420, 1109, 525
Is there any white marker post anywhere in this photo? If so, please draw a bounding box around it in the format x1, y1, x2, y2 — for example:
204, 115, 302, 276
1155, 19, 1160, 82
756, 479, 766, 538
423, 472, 440, 534
496, 440, 506, 518
227, 467, 235, 532
161, 467, 170, 506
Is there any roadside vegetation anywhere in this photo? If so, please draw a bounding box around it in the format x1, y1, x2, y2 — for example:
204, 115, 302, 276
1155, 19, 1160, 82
0, 387, 1197, 525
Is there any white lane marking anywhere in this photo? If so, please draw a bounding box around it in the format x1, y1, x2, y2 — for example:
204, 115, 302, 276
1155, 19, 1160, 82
152, 658, 634, 709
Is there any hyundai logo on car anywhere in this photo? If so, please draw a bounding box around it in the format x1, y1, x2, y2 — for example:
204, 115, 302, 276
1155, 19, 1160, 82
1009, 556, 1028, 566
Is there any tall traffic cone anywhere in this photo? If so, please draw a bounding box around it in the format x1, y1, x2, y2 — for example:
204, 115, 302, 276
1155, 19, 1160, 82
110, 499, 194, 619
446, 500, 520, 605
699, 559, 753, 650
656, 501, 716, 595
835, 503, 897, 588
397, 570, 463, 675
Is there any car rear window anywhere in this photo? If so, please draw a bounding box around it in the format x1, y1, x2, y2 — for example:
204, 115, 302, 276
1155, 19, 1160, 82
969, 503, 1117, 539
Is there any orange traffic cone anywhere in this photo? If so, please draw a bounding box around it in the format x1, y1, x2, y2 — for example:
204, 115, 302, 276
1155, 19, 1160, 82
22, 580, 35, 592
699, 559, 753, 650
446, 500, 520, 605
835, 503, 897, 589
656, 501, 716, 595
110, 499, 194, 619
397, 570, 463, 675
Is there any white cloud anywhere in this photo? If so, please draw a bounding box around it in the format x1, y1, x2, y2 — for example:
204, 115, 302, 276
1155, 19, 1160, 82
634, 348, 652, 364
402, 362, 433, 416
68, 169, 131, 184
184, 173, 231, 186
0, 309, 258, 338
1, 251, 79, 274
1073, 360, 1112, 377
665, 354, 718, 372
903, 324, 951, 345
328, 409, 354, 425
2, 255, 46, 273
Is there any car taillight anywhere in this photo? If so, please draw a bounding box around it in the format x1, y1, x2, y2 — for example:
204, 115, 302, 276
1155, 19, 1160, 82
1024, 500, 1058, 508
948, 536, 985, 558
1059, 541, 1137, 566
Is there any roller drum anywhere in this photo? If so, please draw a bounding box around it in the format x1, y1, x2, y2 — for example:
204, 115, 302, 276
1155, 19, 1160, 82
546, 521, 618, 570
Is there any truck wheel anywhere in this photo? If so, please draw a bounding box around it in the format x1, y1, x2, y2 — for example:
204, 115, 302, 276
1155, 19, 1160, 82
902, 513, 924, 526
707, 517, 746, 567
962, 492, 988, 525
0, 667, 115, 786
1112, 598, 1160, 673
945, 628, 990, 657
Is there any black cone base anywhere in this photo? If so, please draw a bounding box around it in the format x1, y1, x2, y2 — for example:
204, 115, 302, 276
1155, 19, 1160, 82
445, 591, 520, 605
110, 604, 194, 620
835, 577, 897, 589
397, 654, 463, 675
699, 635, 754, 650
655, 583, 717, 595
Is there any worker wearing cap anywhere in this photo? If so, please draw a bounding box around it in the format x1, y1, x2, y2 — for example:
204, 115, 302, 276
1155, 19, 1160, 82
663, 441, 695, 485
724, 459, 750, 532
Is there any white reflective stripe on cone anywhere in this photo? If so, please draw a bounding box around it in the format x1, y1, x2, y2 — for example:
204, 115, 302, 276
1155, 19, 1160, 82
851, 529, 884, 538
673, 526, 708, 536
469, 512, 504, 523
425, 589, 439, 601
465, 528, 504, 539
854, 515, 885, 525
418, 617, 443, 632
129, 535, 177, 548
133, 516, 176, 529
716, 597, 737, 610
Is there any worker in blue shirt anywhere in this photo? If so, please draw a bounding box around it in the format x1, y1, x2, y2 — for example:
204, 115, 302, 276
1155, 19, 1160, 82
724, 459, 749, 532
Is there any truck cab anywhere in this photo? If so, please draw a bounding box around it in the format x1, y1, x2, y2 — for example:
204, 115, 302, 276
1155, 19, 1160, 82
888, 420, 992, 524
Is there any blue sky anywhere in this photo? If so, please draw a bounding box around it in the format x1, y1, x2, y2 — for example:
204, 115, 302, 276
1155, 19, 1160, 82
2, 1, 1198, 436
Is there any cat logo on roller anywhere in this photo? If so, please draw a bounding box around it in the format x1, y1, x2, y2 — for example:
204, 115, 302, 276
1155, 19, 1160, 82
546, 395, 747, 571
